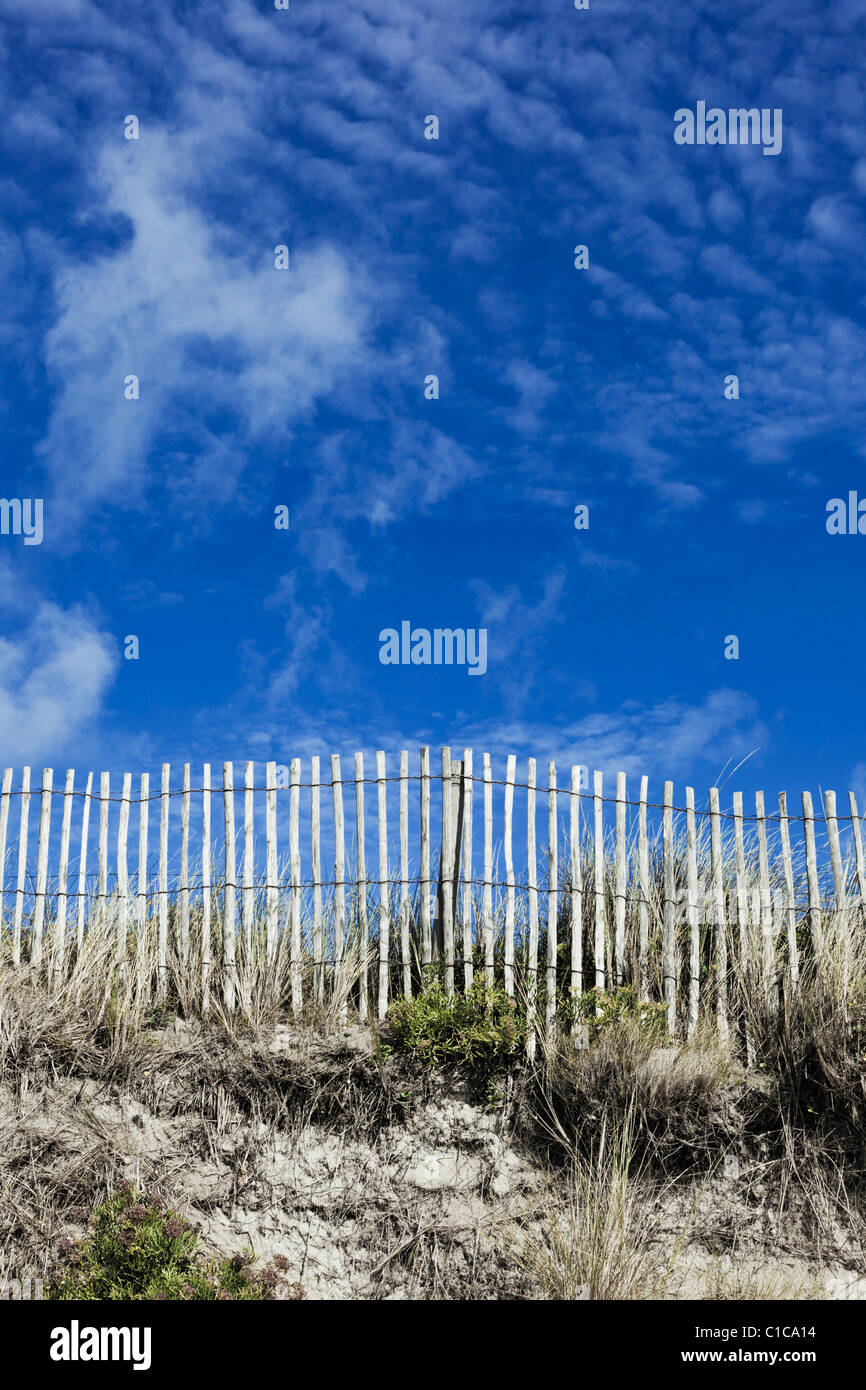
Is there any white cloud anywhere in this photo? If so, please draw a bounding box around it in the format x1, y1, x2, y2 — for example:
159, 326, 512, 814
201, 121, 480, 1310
38, 126, 376, 534
0, 599, 117, 763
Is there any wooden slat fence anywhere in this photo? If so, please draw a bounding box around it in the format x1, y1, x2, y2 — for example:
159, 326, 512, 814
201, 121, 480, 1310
0, 749, 863, 1046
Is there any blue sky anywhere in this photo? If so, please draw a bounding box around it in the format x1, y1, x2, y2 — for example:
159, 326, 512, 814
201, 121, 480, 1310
1, 0, 865, 815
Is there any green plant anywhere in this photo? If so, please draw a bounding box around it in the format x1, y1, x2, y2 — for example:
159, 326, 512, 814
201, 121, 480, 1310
567, 985, 668, 1044
48, 1185, 304, 1301
387, 975, 527, 1077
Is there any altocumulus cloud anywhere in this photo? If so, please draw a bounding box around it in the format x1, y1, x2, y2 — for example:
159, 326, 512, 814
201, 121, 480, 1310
38, 125, 376, 532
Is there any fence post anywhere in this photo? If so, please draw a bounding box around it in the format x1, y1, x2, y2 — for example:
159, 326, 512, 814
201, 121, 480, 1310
709, 788, 728, 1042
13, 767, 31, 966
570, 765, 583, 1009
420, 747, 431, 968
849, 791, 866, 915
685, 787, 699, 1037
400, 751, 411, 999
158, 765, 170, 997
97, 771, 109, 924
376, 751, 389, 1018
801, 791, 824, 959
31, 768, 53, 968
755, 791, 775, 1009
56, 770, 75, 978
202, 765, 211, 1013
332, 756, 346, 1017
181, 764, 191, 967
265, 761, 277, 968
354, 752, 368, 1020
289, 758, 301, 1015
614, 772, 626, 988
439, 748, 454, 992
136, 774, 149, 998
331, 754, 346, 1021
0, 769, 12, 944
504, 754, 516, 998
311, 756, 323, 1005
526, 758, 538, 1056
663, 781, 676, 1036
638, 774, 649, 1001
778, 791, 799, 987
824, 790, 849, 991
450, 758, 464, 967
593, 771, 605, 992
223, 763, 237, 1014
242, 761, 253, 1001
371, 751, 387, 1018
117, 773, 131, 970
546, 760, 558, 1041
483, 754, 494, 985
462, 750, 473, 992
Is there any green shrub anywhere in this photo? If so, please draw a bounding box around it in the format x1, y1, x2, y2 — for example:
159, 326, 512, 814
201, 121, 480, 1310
567, 986, 668, 1044
387, 974, 527, 1076
49, 1185, 305, 1301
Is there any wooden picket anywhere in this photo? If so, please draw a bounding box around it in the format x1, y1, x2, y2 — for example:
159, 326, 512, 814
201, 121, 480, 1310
0, 751, 863, 1052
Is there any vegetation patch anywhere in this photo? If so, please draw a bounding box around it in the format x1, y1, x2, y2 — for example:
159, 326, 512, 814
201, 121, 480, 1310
386, 974, 527, 1078
49, 1185, 305, 1301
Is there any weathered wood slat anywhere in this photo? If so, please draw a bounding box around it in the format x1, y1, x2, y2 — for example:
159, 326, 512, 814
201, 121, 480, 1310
526, 757, 538, 1055
420, 747, 431, 967
638, 774, 649, 1000
117, 773, 131, 969
483, 753, 494, 984
614, 772, 626, 988
778, 791, 798, 986
158, 764, 170, 996
354, 752, 368, 1020
440, 747, 454, 992
593, 770, 605, 992
755, 791, 775, 1007
136, 773, 148, 995
223, 763, 237, 1013
289, 758, 302, 1014
685, 787, 699, 1037
181, 763, 192, 967
202, 764, 211, 1012
97, 771, 109, 921
546, 760, 558, 1040
13, 767, 31, 966
570, 765, 583, 1006
0, 769, 13, 944
377, 750, 389, 1018
462, 749, 473, 992
311, 756, 323, 1004
801, 791, 824, 958
850, 792, 866, 923
824, 790, 849, 987
504, 754, 516, 997
265, 761, 278, 966
663, 781, 676, 1036
331, 754, 346, 1017
242, 761, 254, 992
56, 770, 75, 975
709, 788, 728, 1042
400, 750, 411, 999
31, 768, 53, 967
